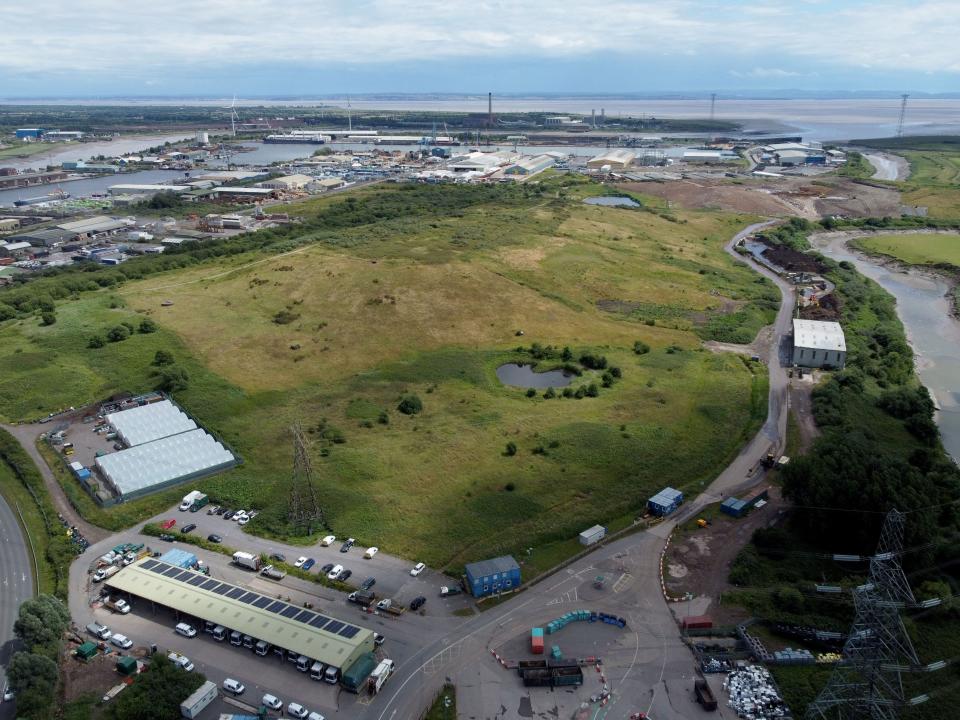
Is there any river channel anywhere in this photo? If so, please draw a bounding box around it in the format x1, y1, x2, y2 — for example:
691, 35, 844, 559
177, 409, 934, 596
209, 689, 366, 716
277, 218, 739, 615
811, 233, 960, 463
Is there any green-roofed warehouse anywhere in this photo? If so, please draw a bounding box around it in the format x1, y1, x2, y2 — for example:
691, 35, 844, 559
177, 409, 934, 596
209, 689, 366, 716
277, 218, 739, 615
105, 558, 374, 674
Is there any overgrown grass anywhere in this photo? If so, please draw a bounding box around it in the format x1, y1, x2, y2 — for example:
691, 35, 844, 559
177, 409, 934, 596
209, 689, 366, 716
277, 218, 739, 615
852, 232, 960, 268
833, 151, 874, 179
423, 683, 456, 720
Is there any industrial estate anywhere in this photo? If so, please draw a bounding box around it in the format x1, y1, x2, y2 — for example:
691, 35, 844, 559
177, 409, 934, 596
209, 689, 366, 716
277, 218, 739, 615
0, 87, 958, 720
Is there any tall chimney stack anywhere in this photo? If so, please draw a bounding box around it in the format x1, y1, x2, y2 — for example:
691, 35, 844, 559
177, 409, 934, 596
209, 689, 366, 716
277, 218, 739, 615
488, 92, 493, 126
591, 109, 596, 128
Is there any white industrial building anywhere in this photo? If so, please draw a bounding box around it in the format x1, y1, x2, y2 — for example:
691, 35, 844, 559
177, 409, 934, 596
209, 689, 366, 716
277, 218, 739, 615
258, 174, 314, 191
96, 429, 235, 501
107, 399, 198, 447
505, 154, 555, 176
587, 149, 635, 170
447, 150, 518, 173
792, 319, 846, 369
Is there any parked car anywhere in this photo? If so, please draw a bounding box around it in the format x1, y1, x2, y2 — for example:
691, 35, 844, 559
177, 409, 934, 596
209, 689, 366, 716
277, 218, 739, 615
206, 505, 220, 515
374, 633, 385, 646
410, 562, 426, 576
3, 685, 13, 702
110, 634, 133, 649
327, 565, 343, 580
339, 569, 352, 582
175, 622, 197, 638
223, 510, 235, 520
440, 585, 462, 596
247, 510, 259, 519
238, 515, 250, 526
232, 510, 246, 522
181, 524, 197, 534
270, 552, 286, 562
222, 678, 245, 695
320, 535, 336, 546
294, 557, 308, 568
410, 596, 427, 611
360, 577, 376, 591
307, 713, 326, 720
287, 703, 309, 719
214, 506, 226, 515
86, 622, 112, 641
261, 694, 282, 711
321, 563, 334, 574
207, 534, 222, 543
161, 519, 176, 530
159, 533, 175, 542
340, 538, 355, 553
364, 547, 378, 559
302, 558, 316, 571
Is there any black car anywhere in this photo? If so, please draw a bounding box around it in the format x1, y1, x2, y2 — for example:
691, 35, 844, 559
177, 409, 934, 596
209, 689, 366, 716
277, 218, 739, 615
374, 633, 385, 646
339, 569, 352, 582
159, 533, 175, 542
223, 510, 235, 520
269, 553, 286, 563
181, 524, 197, 534
207, 534, 222, 543
215, 506, 226, 515
409, 596, 426, 611
360, 577, 376, 591
321, 563, 334, 574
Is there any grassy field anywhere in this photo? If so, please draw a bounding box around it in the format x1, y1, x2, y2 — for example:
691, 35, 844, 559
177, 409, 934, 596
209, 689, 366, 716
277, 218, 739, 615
894, 150, 960, 219
0, 141, 56, 160
0, 181, 772, 569
854, 233, 960, 268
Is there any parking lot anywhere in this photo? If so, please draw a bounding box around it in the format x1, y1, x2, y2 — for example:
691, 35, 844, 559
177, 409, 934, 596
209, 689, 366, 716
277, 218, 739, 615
66, 502, 472, 718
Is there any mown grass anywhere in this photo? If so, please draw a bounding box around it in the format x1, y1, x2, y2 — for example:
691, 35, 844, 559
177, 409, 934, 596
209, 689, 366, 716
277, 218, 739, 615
853, 232, 960, 268
0, 181, 771, 570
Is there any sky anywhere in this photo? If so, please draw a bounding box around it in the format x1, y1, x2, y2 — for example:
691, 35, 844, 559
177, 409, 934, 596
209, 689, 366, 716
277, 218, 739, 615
2, 0, 959, 97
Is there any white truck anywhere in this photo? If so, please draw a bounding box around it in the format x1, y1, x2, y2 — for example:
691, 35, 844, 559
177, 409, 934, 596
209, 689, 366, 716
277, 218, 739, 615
104, 596, 131, 614
179, 680, 217, 719
179, 490, 203, 512
368, 659, 395, 694
232, 551, 261, 571
92, 565, 120, 583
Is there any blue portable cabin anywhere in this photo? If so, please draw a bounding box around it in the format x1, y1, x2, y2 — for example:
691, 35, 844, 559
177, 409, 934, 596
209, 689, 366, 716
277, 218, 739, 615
647, 487, 683, 516
720, 497, 748, 518
464, 555, 521, 598
159, 548, 198, 569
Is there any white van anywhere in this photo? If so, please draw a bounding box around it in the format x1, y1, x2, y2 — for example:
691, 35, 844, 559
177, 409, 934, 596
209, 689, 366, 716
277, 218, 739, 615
310, 661, 325, 680
242, 635, 254, 649
296, 655, 311, 672
212, 625, 226, 642
167, 651, 194, 672
222, 678, 245, 695
323, 665, 339, 684
230, 630, 242, 646
175, 622, 197, 638
255, 640, 270, 656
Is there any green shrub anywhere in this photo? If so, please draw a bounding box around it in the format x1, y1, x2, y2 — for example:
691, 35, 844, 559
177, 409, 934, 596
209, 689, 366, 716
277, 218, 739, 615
87, 335, 105, 348
39, 312, 56, 326
139, 318, 158, 333
106, 325, 130, 342
633, 340, 650, 355
504, 442, 517, 456
397, 394, 423, 415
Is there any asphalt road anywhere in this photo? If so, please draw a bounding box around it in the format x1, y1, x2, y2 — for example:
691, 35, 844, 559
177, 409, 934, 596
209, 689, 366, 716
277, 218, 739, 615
0, 492, 34, 720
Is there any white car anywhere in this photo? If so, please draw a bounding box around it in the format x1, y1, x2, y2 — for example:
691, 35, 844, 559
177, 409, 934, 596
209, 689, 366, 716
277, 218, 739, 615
363, 547, 378, 559
222, 678, 245, 695
167, 652, 194, 672
232, 510, 246, 522
287, 702, 309, 719
307, 712, 326, 720
175, 622, 197, 638
410, 562, 426, 576
262, 694, 282, 710
110, 634, 133, 649
238, 515, 250, 526
3, 685, 13, 702
294, 556, 308, 568
327, 564, 343, 580
320, 535, 336, 547
92, 568, 106, 582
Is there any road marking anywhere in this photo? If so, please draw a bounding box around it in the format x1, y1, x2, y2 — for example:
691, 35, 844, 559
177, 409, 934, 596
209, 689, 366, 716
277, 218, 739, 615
612, 573, 632, 593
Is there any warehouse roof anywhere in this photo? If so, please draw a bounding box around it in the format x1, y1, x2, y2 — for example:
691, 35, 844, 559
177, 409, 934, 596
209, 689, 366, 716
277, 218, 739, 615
793, 319, 846, 352
106, 559, 374, 667
57, 216, 127, 234
95, 428, 234, 497
465, 555, 520, 578
107, 399, 197, 446
5, 227, 75, 245
587, 149, 636, 166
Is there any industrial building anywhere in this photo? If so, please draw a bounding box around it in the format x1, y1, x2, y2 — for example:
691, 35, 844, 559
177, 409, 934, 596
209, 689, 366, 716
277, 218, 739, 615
0, 219, 20, 232
586, 149, 635, 170
447, 151, 518, 173
105, 558, 375, 674
15, 128, 45, 140
792, 319, 846, 369
5, 227, 75, 247
648, 487, 683, 517
108, 184, 192, 197
0, 241, 32, 259
505, 154, 556, 176
258, 174, 314, 191
306, 178, 346, 193
464, 556, 521, 597
94, 399, 235, 501
57, 216, 129, 240
0, 170, 69, 189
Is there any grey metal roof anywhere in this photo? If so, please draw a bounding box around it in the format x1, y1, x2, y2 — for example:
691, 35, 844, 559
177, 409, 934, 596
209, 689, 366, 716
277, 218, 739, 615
57, 216, 127, 234
106, 558, 374, 667
793, 319, 846, 352
6, 228, 74, 244
465, 555, 520, 579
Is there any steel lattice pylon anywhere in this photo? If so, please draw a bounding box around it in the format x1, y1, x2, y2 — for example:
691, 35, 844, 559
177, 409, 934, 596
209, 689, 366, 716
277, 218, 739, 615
287, 422, 326, 534
806, 510, 919, 720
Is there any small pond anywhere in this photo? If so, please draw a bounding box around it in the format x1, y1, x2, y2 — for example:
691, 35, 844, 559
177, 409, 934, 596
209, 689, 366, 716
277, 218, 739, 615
496, 363, 574, 388
583, 196, 640, 208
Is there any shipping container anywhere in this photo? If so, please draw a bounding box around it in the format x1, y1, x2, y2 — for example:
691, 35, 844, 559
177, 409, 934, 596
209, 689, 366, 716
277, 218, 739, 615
682, 615, 713, 630
340, 653, 377, 693
578, 524, 607, 546
180, 680, 217, 719
648, 487, 683, 516
531, 627, 544, 654
695, 678, 718, 711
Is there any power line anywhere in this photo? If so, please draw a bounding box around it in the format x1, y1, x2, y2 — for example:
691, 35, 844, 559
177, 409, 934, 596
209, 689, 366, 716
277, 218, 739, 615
896, 94, 909, 138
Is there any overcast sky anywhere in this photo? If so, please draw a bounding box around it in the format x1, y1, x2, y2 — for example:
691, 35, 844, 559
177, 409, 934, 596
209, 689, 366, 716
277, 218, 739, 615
2, 0, 958, 96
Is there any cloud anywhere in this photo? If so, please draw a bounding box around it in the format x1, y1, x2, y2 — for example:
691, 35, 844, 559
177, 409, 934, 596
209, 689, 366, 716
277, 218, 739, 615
0, 0, 959, 80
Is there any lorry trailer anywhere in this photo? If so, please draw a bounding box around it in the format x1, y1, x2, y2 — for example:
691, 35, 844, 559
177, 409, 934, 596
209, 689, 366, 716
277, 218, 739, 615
695, 677, 718, 711
180, 680, 218, 719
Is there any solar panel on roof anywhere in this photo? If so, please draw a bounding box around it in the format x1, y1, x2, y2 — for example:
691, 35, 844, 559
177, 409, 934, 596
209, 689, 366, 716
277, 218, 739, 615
295, 610, 316, 624
187, 575, 206, 587
239, 592, 258, 603
141, 559, 158, 570
325, 620, 345, 634
267, 601, 287, 614
148, 564, 166, 574
226, 587, 246, 599
338, 625, 360, 639
309, 616, 329, 630
252, 596, 272, 609
212, 584, 232, 595
174, 570, 195, 581
280, 605, 300, 618
163, 566, 182, 577
200, 579, 220, 590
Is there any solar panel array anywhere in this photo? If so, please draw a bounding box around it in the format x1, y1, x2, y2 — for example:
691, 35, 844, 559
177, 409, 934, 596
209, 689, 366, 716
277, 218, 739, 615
138, 559, 362, 640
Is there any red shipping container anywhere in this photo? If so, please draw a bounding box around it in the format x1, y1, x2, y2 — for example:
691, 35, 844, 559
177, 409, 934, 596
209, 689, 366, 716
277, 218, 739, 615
681, 615, 713, 630
531, 638, 544, 654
